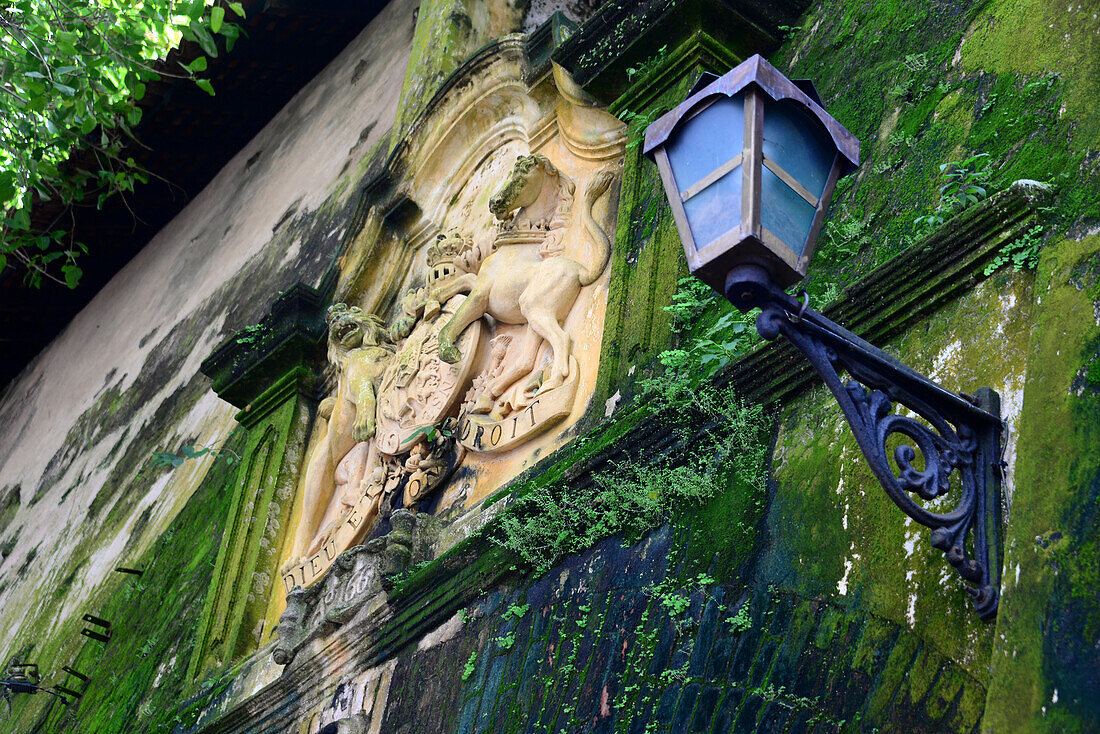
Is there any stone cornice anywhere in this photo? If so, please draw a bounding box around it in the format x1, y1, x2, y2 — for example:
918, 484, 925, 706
551, 0, 809, 105
199, 280, 329, 413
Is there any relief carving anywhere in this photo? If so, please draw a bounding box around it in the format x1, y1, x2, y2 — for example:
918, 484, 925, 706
279, 153, 616, 602
287, 305, 395, 570
434, 155, 615, 450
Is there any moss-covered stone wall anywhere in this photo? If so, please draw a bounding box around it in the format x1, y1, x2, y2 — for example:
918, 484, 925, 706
2, 0, 1099, 731
771, 1, 1100, 729
381, 0, 1100, 730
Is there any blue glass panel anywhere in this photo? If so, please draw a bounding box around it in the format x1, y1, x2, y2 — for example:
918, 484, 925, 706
761, 165, 816, 256
684, 167, 742, 247
666, 95, 745, 192
762, 99, 834, 199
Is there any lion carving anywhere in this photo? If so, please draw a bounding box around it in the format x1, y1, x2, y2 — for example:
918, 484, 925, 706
284, 304, 393, 567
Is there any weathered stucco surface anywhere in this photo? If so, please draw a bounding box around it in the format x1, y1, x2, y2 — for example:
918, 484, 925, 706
0, 0, 416, 727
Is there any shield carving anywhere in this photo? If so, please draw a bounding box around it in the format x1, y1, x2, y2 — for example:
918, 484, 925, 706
374, 295, 483, 455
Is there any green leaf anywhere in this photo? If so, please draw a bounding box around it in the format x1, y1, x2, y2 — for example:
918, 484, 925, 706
0, 254, 7, 273
220, 22, 240, 51
190, 20, 218, 56
195, 78, 215, 96
12, 209, 30, 231
61, 264, 82, 289
229, 2, 246, 17
0, 173, 16, 204
210, 6, 224, 33
182, 56, 207, 73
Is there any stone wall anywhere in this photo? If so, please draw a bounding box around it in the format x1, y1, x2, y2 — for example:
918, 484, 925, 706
1, 0, 1098, 732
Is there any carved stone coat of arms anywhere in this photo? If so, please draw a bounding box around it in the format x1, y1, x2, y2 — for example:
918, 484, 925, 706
280, 154, 616, 593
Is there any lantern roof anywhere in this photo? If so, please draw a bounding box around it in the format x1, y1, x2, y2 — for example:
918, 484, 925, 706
643, 54, 860, 172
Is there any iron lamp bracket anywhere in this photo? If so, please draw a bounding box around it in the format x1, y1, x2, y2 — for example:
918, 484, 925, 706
728, 265, 1004, 620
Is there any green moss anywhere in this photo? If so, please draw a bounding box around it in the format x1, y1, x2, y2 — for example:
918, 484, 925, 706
0, 483, 19, 537
850, 616, 897, 675
593, 31, 745, 407
985, 234, 1100, 730
676, 456, 768, 577
393, 0, 479, 139
902, 645, 945, 708
960, 0, 1100, 147
925, 666, 964, 720
768, 0, 1100, 306
10, 430, 246, 733
864, 633, 918, 720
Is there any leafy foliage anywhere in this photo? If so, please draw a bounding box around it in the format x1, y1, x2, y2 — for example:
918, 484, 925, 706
490, 377, 768, 574
984, 223, 1045, 275
815, 205, 868, 265
624, 44, 667, 83
725, 602, 751, 632
913, 153, 992, 233
142, 425, 244, 476
0, 0, 244, 287
461, 651, 477, 681
660, 277, 761, 379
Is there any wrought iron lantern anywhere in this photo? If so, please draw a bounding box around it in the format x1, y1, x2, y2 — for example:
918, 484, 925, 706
645, 55, 1005, 620
643, 55, 860, 293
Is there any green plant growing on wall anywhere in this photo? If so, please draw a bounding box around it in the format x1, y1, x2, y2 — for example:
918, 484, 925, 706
141, 425, 246, 477
494, 631, 516, 651
725, 602, 751, 632
816, 207, 868, 265
502, 603, 529, 621
461, 651, 477, 681
490, 378, 767, 574
913, 153, 992, 232
659, 277, 761, 379
984, 224, 1046, 275
625, 45, 667, 83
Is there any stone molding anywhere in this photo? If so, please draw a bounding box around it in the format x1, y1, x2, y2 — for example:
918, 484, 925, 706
720, 180, 1053, 406
550, 0, 803, 104
200, 281, 330, 415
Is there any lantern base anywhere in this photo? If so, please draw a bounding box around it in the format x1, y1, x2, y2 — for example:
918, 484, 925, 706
723, 263, 774, 311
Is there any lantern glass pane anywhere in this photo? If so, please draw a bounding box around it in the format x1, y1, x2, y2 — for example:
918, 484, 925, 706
666, 94, 745, 193
762, 99, 834, 198
761, 165, 817, 255
683, 166, 742, 246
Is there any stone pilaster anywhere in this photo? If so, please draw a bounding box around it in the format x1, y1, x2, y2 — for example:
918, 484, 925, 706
186, 283, 327, 679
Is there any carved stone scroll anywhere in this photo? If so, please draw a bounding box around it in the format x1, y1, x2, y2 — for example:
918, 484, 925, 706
457, 355, 578, 453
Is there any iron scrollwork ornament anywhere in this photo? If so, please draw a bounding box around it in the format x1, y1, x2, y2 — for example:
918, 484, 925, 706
754, 288, 1004, 620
